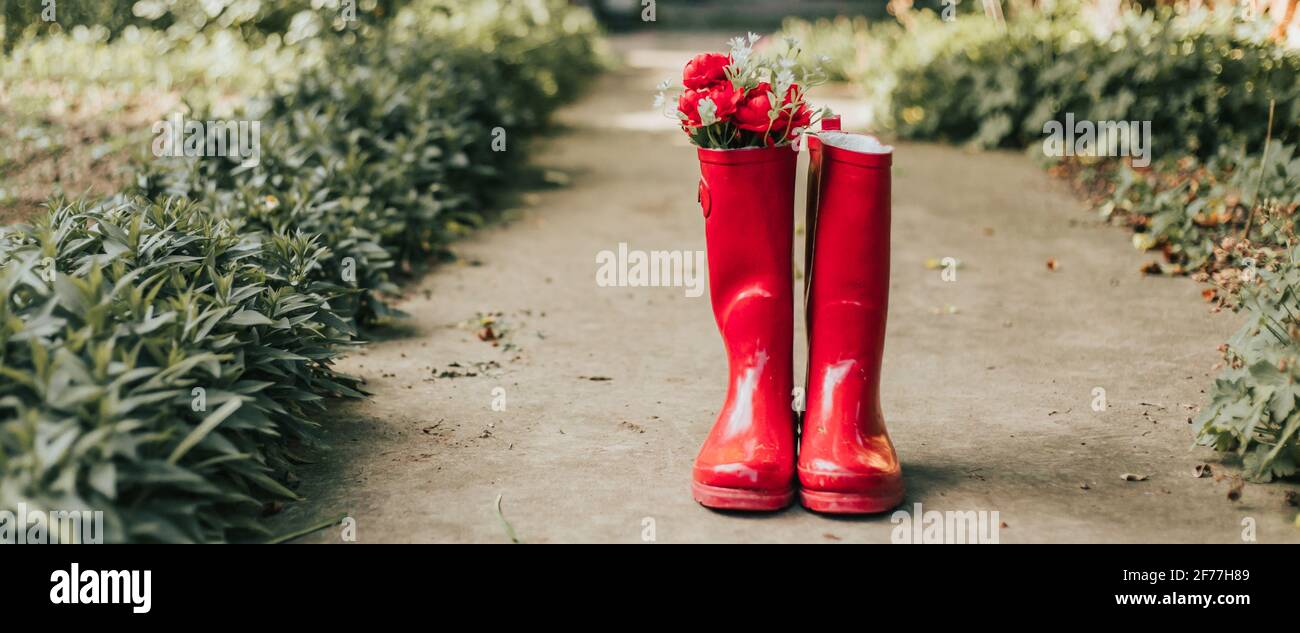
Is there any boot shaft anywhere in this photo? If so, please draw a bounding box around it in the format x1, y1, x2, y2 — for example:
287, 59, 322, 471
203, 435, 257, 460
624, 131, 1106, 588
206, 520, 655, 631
806, 135, 892, 324
804, 132, 893, 432
698, 145, 798, 312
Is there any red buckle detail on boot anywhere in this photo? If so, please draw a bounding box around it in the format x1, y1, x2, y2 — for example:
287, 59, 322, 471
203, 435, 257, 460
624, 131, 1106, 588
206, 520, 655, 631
698, 179, 710, 218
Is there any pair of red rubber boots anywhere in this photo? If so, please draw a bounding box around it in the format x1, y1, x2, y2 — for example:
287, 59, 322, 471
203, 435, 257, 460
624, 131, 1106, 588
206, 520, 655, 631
691, 119, 903, 514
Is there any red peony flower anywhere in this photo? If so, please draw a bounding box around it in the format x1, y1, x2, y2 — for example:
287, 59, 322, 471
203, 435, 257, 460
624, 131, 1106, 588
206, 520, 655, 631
732, 83, 813, 144
682, 53, 731, 90
732, 82, 777, 132
677, 91, 705, 128
677, 81, 743, 128
777, 85, 812, 133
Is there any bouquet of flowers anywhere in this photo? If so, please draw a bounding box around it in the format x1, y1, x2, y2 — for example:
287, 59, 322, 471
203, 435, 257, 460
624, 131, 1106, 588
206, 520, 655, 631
656, 33, 829, 149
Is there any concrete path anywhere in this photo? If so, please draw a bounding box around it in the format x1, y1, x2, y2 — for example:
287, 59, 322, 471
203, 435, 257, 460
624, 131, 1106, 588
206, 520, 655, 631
271, 33, 1300, 543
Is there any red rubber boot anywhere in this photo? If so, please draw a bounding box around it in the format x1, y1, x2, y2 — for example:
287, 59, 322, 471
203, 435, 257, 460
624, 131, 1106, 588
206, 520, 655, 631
799, 123, 905, 514
692, 145, 797, 511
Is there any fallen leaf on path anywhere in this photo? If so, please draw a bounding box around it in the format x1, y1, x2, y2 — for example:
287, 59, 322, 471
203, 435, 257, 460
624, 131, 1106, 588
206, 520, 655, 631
1079, 482, 1090, 490
580, 375, 612, 381
1193, 463, 1213, 478
1045, 258, 1060, 271
823, 533, 841, 541
1139, 261, 1163, 275
923, 257, 962, 270
1120, 473, 1149, 481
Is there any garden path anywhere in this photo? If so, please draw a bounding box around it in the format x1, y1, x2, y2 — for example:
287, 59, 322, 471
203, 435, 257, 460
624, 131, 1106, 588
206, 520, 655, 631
270, 33, 1300, 543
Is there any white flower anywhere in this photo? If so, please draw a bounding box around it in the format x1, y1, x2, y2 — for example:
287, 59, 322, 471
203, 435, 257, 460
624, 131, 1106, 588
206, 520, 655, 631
729, 35, 752, 65
775, 69, 795, 96
698, 97, 719, 126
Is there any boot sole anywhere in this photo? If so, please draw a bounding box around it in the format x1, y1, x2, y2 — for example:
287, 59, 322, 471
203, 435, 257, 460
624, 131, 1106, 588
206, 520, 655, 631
692, 482, 794, 512
800, 485, 905, 515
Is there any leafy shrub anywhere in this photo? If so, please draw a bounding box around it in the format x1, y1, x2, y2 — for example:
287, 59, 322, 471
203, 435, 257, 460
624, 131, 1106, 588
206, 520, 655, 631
4, 0, 139, 48
1, 0, 604, 540
0, 6, 341, 224
1, 24, 330, 116
3, 0, 406, 50
1196, 244, 1300, 481
0, 198, 362, 542
133, 0, 604, 324
1075, 143, 1300, 274
788, 7, 1300, 158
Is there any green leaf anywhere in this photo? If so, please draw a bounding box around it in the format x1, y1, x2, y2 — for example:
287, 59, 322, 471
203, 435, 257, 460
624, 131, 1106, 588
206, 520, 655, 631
226, 310, 273, 326
167, 399, 242, 465
89, 462, 117, 499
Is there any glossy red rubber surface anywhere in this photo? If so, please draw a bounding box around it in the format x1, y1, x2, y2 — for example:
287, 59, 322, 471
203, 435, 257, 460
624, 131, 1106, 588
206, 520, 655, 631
798, 129, 905, 515
692, 145, 798, 512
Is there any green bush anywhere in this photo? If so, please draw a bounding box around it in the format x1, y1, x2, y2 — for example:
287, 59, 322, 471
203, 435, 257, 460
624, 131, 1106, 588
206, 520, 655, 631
1082, 143, 1300, 273
1, 24, 331, 116
921, 10, 1295, 156
0, 198, 362, 542
1, 0, 604, 540
3, 0, 406, 50
787, 7, 1300, 158
4, 0, 137, 48
133, 0, 604, 324
1196, 244, 1300, 481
